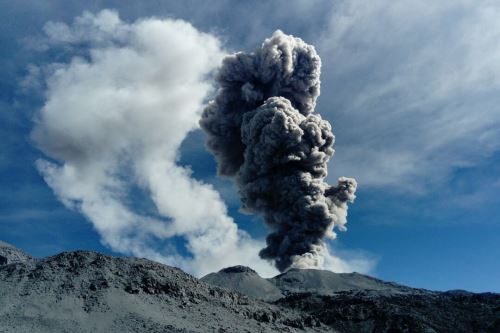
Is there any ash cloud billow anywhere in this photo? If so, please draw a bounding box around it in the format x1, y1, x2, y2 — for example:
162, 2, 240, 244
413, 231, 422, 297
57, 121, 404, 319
201, 30, 357, 272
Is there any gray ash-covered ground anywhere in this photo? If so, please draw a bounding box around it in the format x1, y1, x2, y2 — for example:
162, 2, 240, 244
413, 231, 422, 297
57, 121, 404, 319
1, 241, 499, 333
0, 245, 322, 332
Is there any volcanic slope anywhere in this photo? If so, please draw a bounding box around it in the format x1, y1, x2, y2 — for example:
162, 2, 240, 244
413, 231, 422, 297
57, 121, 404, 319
2, 242, 500, 333
204, 266, 500, 332
201, 266, 284, 301
0, 241, 34, 265
201, 266, 417, 301
270, 268, 417, 296
0, 249, 325, 333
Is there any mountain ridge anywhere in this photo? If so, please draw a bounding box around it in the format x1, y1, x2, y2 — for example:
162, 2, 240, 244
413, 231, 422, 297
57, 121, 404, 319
0, 241, 34, 265
1, 241, 499, 333
0, 249, 322, 332
201, 266, 429, 301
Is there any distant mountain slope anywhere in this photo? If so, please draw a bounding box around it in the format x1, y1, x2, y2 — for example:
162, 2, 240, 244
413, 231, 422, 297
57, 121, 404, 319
202, 267, 418, 301
269, 268, 418, 296
0, 241, 34, 265
201, 266, 284, 301
0, 249, 324, 333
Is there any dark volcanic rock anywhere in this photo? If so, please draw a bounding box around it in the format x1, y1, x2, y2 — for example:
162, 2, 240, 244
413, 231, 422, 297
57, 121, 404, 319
276, 290, 500, 333
219, 265, 257, 274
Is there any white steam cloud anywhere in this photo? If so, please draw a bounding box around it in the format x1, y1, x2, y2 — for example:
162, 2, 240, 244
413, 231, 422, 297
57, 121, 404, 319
31, 10, 373, 276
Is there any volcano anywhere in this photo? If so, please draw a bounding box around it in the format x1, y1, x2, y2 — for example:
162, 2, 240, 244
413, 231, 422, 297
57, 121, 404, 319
1, 241, 499, 332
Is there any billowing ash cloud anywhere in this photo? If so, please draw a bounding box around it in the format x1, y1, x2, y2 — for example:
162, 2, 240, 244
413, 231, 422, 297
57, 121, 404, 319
201, 30, 357, 272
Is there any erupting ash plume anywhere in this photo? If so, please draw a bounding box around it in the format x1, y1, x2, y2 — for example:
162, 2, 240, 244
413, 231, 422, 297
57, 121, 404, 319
201, 30, 357, 272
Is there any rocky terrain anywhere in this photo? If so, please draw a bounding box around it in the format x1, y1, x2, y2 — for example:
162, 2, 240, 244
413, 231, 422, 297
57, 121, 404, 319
276, 290, 500, 332
0, 241, 34, 265
0, 242, 320, 333
1, 241, 499, 333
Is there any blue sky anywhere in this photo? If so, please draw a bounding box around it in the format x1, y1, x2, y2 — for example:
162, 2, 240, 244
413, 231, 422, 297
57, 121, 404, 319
1, 0, 499, 292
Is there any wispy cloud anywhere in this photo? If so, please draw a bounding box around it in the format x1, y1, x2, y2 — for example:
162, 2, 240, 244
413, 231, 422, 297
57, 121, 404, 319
318, 0, 500, 190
